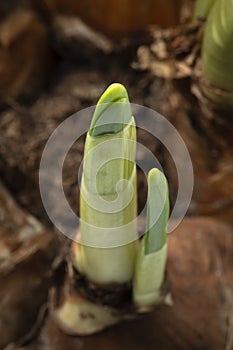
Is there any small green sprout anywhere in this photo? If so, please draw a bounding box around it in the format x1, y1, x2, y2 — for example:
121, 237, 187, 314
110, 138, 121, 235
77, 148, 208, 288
57, 84, 170, 335
201, 0, 233, 104
72, 83, 169, 305
133, 169, 169, 308
73, 83, 138, 284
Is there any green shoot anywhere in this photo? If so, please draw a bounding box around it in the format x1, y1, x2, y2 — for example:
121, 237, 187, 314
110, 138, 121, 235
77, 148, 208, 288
58, 85, 170, 335
201, 0, 233, 104
133, 168, 169, 308
145, 168, 169, 254
193, 0, 216, 20
73, 83, 138, 284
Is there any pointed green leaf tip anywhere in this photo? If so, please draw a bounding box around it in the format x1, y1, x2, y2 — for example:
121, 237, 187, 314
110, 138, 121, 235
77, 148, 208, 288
89, 83, 132, 137
145, 168, 169, 255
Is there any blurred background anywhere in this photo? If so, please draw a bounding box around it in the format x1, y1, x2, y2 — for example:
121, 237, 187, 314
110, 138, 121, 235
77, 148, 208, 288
0, 0, 232, 349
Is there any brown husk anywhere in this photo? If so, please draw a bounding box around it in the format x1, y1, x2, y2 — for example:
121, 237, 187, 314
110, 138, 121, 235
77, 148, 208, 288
0, 181, 59, 348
